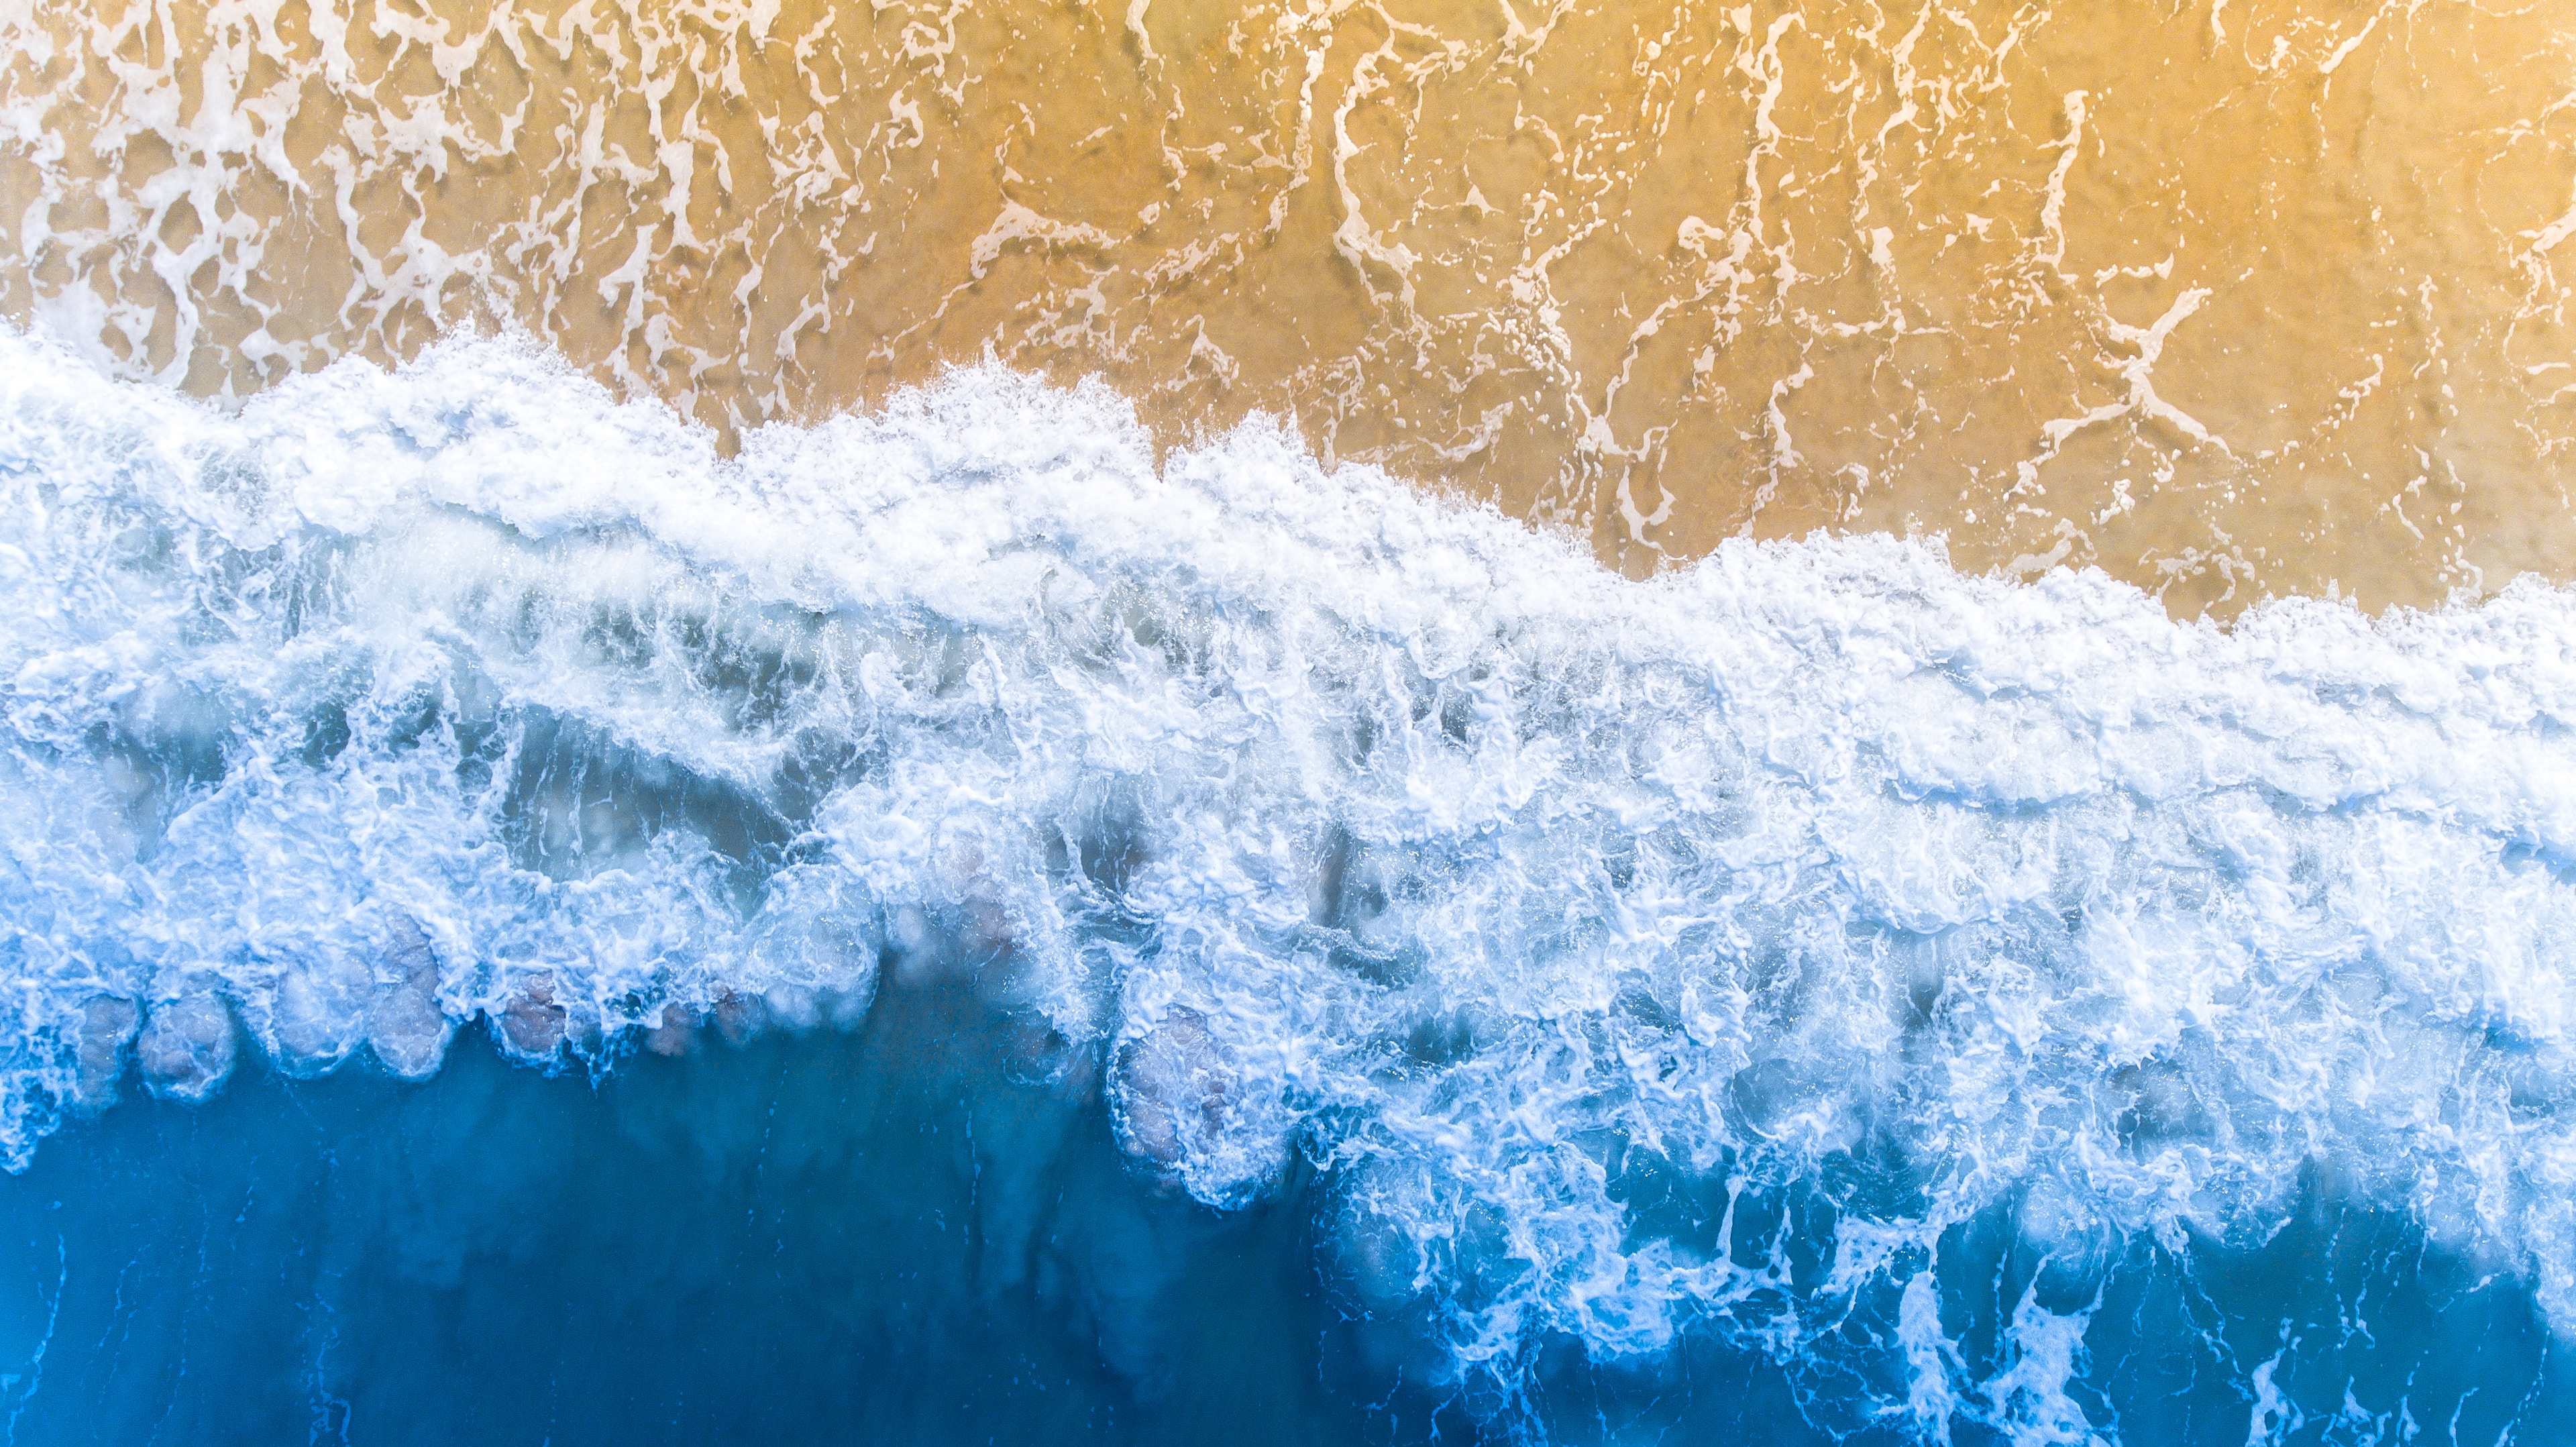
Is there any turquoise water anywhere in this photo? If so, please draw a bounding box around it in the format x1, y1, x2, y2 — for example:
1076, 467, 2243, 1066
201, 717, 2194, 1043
8, 329, 2576, 1441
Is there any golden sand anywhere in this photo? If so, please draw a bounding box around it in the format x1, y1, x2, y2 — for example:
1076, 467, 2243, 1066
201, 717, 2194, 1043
5, 0, 2575, 613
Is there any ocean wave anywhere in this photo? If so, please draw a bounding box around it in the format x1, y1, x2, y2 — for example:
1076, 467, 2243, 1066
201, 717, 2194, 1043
3, 326, 2575, 1432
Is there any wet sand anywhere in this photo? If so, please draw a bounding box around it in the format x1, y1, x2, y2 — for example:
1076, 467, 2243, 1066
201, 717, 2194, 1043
4, 1, 2575, 614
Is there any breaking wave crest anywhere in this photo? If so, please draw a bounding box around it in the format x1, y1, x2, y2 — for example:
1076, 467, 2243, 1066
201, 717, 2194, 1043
5, 327, 2576, 1434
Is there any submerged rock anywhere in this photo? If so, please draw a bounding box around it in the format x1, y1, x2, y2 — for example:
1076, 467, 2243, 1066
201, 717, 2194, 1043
1114, 1008, 1217, 1175
496, 975, 568, 1060
136, 992, 238, 1102
710, 987, 764, 1046
1110, 1006, 1294, 1206
365, 917, 451, 1079
267, 952, 370, 1073
69, 995, 139, 1110
643, 1002, 702, 1057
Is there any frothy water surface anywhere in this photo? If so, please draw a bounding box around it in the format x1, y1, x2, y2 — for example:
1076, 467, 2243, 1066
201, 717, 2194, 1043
4, 329, 2576, 1440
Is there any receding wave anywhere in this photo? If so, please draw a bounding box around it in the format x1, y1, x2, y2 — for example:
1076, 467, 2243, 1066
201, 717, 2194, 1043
3, 326, 2575, 1435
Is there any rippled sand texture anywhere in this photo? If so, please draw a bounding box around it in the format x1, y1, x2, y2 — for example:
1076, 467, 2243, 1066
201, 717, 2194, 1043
4, 1, 2575, 612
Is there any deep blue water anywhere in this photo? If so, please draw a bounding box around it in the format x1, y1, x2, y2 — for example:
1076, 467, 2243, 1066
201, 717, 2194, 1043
1, 975, 2570, 1446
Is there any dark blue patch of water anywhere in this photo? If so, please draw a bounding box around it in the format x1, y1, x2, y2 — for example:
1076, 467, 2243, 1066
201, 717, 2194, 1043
0, 975, 2567, 1446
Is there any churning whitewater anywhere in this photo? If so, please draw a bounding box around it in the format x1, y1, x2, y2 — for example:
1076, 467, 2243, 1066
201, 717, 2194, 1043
4, 325, 2576, 1432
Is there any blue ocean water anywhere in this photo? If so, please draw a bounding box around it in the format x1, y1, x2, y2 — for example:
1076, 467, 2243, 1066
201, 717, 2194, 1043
5, 327, 2576, 1442
2, 987, 2570, 1446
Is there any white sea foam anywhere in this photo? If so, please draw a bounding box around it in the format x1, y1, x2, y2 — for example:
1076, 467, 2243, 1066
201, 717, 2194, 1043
3, 326, 2575, 1419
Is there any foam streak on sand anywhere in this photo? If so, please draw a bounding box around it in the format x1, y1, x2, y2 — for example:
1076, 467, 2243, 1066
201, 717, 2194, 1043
3, 329, 2576, 1432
